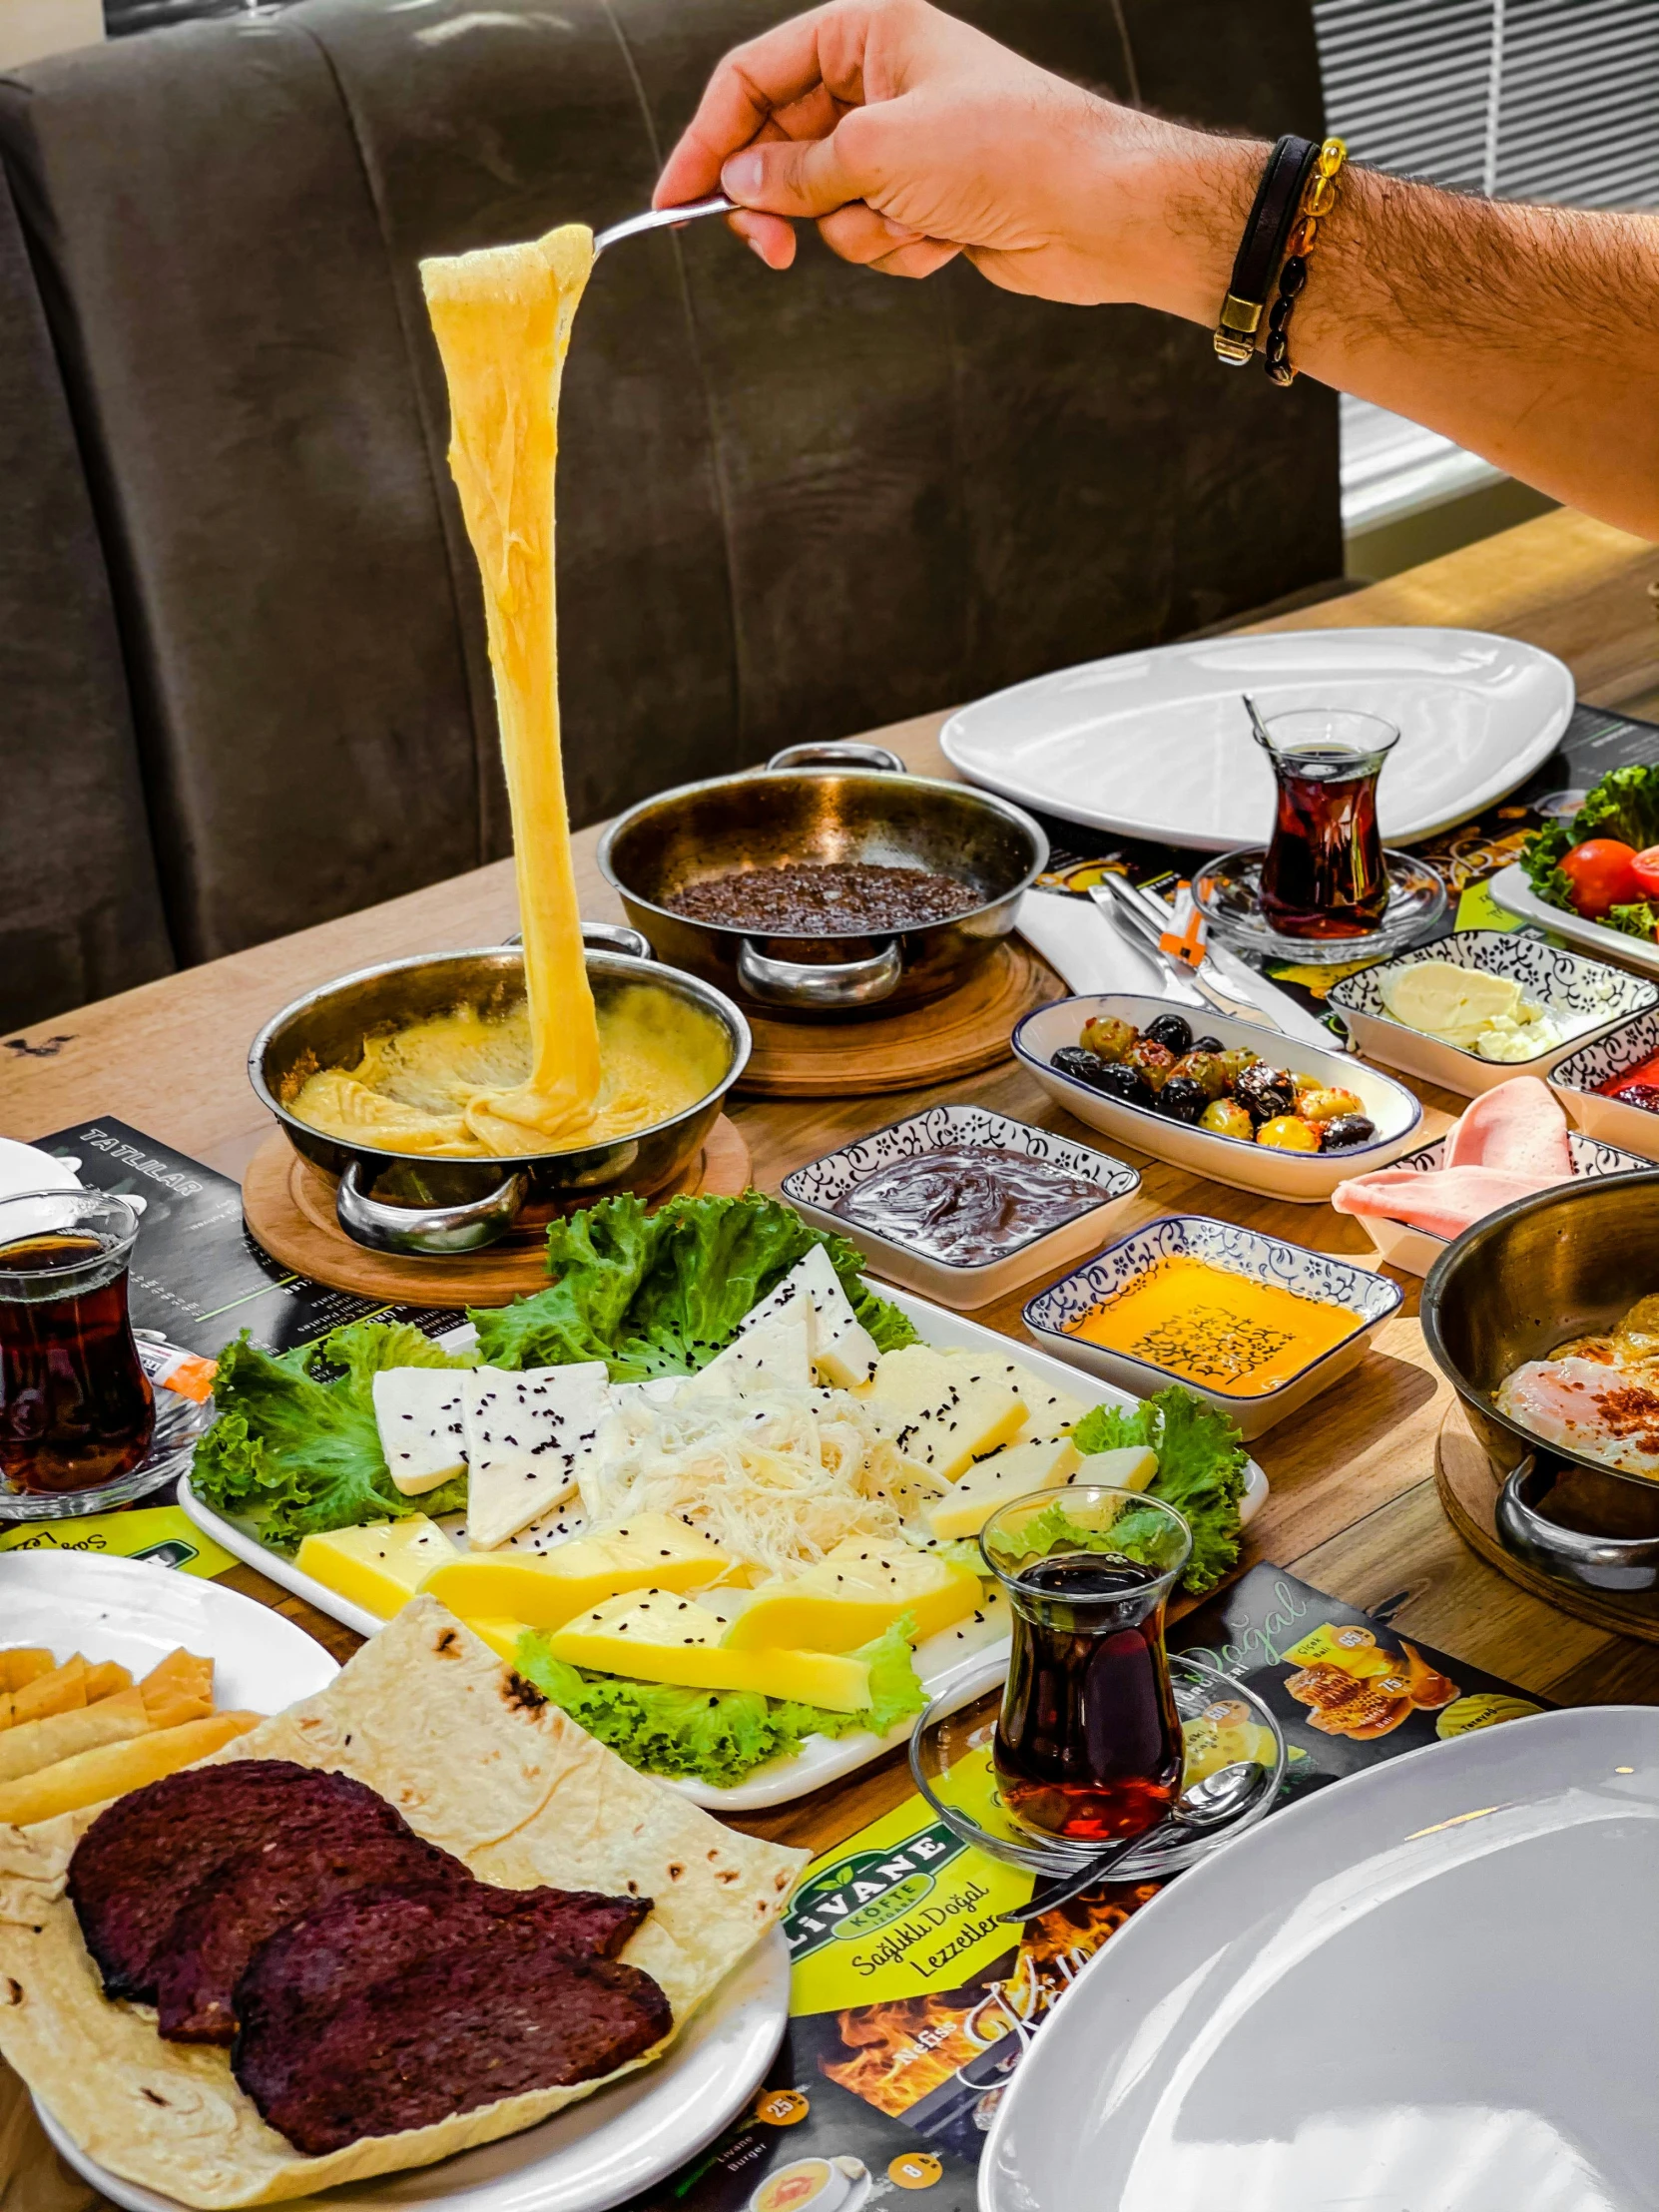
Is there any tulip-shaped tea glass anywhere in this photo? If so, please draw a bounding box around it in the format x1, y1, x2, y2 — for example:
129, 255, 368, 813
1255, 707, 1398, 937
979, 1485, 1193, 1844
0, 1190, 154, 1494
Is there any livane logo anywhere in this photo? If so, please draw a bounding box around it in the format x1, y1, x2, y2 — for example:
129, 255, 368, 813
784, 1821, 967, 1959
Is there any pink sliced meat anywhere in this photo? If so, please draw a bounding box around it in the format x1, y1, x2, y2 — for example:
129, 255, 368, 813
1331, 1166, 1556, 1241
1440, 1076, 1571, 1179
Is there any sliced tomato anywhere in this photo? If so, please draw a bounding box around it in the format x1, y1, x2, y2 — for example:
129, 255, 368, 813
1633, 845, 1659, 900
1558, 838, 1640, 918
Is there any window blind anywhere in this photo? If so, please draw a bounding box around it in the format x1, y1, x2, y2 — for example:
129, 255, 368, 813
1313, 0, 1659, 532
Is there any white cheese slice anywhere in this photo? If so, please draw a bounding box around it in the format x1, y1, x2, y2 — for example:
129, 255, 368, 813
371, 1368, 468, 1496
737, 1243, 881, 1388
463, 1362, 613, 1549
681, 1300, 814, 1397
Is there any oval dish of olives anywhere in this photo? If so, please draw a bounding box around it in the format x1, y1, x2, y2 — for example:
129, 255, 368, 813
1055, 1008, 1378, 1155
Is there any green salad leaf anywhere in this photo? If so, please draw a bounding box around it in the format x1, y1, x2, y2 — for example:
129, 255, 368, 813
190, 1321, 472, 1547
1606, 900, 1659, 941
511, 1616, 925, 1789
1070, 1386, 1250, 1593
1518, 818, 1576, 912
470, 1190, 917, 1380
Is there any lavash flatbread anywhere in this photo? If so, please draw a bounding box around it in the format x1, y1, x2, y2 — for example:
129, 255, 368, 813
0, 1599, 805, 2208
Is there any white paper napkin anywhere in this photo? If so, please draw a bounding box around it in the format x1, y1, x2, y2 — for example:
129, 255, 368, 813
1016, 888, 1167, 997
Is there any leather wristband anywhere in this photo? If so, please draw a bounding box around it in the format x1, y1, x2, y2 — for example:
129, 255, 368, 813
1213, 135, 1320, 365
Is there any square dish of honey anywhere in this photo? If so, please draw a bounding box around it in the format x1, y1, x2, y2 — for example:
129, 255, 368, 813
1024, 1216, 1401, 1439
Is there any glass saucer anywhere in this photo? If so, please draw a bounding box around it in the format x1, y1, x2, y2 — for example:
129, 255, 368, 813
907, 1654, 1287, 1883
1193, 846, 1448, 967
0, 1335, 216, 1521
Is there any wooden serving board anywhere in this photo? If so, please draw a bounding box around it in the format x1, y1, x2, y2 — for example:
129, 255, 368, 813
1434, 1400, 1659, 1643
241, 1117, 752, 1308
738, 938, 1060, 1099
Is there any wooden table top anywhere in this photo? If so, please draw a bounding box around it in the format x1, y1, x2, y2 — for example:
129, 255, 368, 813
7, 502, 1659, 1875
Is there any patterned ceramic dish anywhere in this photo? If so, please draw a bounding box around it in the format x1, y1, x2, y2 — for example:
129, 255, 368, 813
1347, 1127, 1651, 1277
1014, 993, 1422, 1205
781, 1106, 1141, 1310
1327, 930, 1657, 1098
1548, 1008, 1659, 1159
1023, 1214, 1402, 1438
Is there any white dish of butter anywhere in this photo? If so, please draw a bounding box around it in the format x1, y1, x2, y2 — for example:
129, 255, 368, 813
1329, 930, 1658, 1098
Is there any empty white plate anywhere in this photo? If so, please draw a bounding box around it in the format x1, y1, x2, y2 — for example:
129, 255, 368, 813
941, 628, 1573, 851
979, 1706, 1659, 2211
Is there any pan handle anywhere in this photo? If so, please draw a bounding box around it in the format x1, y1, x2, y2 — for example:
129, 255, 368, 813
1494, 1455, 1659, 1592
500, 921, 655, 960
737, 936, 904, 1011
335, 1162, 530, 1256
765, 741, 904, 774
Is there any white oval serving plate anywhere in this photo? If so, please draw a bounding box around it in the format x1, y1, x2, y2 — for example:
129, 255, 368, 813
0, 1548, 336, 1712
980, 1705, 1659, 2212
38, 1928, 790, 2212
1013, 993, 1422, 1203
940, 628, 1574, 852
1487, 860, 1659, 974
178, 1288, 1267, 1812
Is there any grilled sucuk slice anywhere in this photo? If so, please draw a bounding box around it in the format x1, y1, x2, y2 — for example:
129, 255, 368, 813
69, 1761, 384, 2002
153, 1812, 471, 2045
235, 1909, 673, 2155
232, 1879, 653, 2112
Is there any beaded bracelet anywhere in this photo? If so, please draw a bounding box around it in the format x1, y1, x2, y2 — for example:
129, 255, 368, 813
1263, 137, 1348, 387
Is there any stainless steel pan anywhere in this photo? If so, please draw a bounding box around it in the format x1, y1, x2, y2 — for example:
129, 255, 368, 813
597, 743, 1048, 1018
1421, 1172, 1659, 1601
249, 941, 750, 1257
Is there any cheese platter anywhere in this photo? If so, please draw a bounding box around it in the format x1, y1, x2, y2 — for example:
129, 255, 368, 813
179, 1199, 1266, 1814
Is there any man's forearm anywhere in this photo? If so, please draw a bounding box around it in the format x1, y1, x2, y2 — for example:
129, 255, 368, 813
1099, 123, 1659, 540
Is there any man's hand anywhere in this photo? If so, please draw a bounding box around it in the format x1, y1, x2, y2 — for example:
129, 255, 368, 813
652, 0, 1238, 310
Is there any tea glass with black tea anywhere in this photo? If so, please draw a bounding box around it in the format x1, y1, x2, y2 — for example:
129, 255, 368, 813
0, 1190, 155, 1495
978, 1486, 1193, 1845
1255, 707, 1398, 937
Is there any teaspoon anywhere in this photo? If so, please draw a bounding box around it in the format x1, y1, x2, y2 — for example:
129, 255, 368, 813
998, 1759, 1269, 1925
593, 196, 737, 258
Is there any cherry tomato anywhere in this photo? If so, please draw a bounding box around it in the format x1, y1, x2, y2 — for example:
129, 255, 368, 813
1633, 846, 1659, 900
1559, 838, 1640, 918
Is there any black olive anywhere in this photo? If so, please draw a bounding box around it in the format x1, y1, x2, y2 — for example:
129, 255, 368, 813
1232, 1062, 1297, 1124
1051, 1046, 1110, 1087
1192, 1035, 1226, 1054
1320, 1113, 1378, 1150
1094, 1063, 1155, 1108
1157, 1075, 1207, 1123
1144, 1012, 1194, 1055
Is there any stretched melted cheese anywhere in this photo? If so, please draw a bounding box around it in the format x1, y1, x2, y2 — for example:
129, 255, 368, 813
420, 225, 599, 1150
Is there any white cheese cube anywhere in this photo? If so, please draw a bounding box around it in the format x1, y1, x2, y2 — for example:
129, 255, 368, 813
680, 1300, 814, 1397
863, 1345, 1028, 1482
923, 1432, 1082, 1541
1073, 1444, 1158, 1492
463, 1362, 613, 1549
738, 1244, 881, 1389
371, 1368, 468, 1496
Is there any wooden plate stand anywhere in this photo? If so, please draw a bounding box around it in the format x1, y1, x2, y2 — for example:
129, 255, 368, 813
1434, 1400, 1659, 1644
737, 939, 1060, 1099
241, 1117, 752, 1308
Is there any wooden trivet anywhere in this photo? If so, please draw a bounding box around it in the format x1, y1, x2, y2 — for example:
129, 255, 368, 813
241, 1116, 752, 1308
737, 938, 1060, 1099
1434, 1400, 1659, 1643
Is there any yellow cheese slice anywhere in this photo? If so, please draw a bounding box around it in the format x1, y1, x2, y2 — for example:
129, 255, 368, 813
461, 1617, 533, 1666
420, 225, 599, 1149
860, 1346, 1029, 1481
1073, 1445, 1159, 1492
295, 1516, 460, 1622
550, 1591, 871, 1714
722, 1537, 981, 1653
420, 1511, 732, 1633
922, 1433, 1083, 1542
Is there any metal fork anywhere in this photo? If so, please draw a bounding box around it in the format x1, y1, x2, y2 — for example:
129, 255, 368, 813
1088, 878, 1264, 1024
594, 196, 736, 257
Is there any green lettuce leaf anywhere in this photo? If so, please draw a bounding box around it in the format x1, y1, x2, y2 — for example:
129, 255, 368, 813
1070, 1386, 1249, 1594
190, 1323, 471, 1548
1570, 763, 1659, 851
511, 1615, 925, 1788
1518, 818, 1576, 912
470, 1191, 916, 1380
1606, 900, 1659, 941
